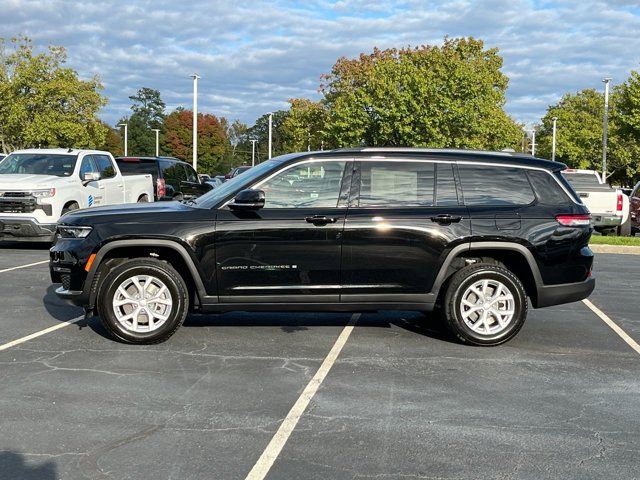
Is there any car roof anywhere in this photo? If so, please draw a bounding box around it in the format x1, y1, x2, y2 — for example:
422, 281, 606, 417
10, 148, 107, 155
116, 156, 185, 163
273, 148, 567, 171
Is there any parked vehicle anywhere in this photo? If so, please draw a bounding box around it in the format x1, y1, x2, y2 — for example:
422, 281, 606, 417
51, 148, 594, 346
0, 149, 153, 242
225, 165, 251, 179
628, 182, 640, 235
0, 154, 5, 161
115, 156, 212, 201
205, 177, 224, 189
561, 169, 630, 235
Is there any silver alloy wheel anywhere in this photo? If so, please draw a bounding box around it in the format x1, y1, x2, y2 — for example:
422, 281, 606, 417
112, 275, 173, 333
460, 278, 515, 335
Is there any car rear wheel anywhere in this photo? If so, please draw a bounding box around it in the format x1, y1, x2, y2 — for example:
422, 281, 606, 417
97, 258, 188, 344
443, 262, 527, 346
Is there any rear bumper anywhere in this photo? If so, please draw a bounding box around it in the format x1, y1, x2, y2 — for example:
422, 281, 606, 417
591, 214, 621, 228
0, 217, 56, 241
534, 277, 595, 308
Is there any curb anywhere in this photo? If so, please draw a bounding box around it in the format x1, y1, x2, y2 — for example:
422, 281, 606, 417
590, 244, 640, 255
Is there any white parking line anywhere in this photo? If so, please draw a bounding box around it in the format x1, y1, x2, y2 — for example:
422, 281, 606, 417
583, 299, 640, 355
0, 260, 49, 273
245, 313, 360, 480
0, 316, 84, 352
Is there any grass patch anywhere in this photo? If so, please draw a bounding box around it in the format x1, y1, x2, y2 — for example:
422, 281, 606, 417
590, 235, 640, 246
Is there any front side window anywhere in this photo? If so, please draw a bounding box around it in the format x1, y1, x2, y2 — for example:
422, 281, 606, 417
79, 156, 98, 178
458, 165, 535, 206
0, 154, 77, 177
358, 161, 435, 207
161, 161, 186, 182
259, 160, 347, 208
183, 164, 199, 183
94, 155, 116, 179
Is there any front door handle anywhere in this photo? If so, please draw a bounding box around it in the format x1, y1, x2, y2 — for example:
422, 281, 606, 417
430, 214, 462, 225
305, 215, 338, 226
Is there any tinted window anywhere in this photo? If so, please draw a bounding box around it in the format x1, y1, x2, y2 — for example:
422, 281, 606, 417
358, 161, 435, 207
561, 172, 601, 189
79, 156, 98, 178
436, 163, 458, 206
458, 165, 535, 206
259, 160, 346, 208
183, 164, 198, 183
527, 170, 571, 205
94, 155, 116, 179
116, 159, 158, 179
160, 161, 186, 182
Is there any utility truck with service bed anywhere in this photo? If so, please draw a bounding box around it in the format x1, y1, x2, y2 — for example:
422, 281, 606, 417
0, 149, 154, 242
561, 169, 630, 235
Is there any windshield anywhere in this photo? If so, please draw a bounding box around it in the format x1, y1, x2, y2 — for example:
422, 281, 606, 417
561, 172, 602, 189
196, 160, 281, 208
0, 153, 78, 177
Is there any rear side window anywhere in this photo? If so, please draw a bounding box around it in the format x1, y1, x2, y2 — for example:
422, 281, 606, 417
94, 155, 116, 179
527, 170, 572, 205
458, 165, 535, 206
358, 161, 435, 207
435, 163, 458, 206
116, 159, 158, 180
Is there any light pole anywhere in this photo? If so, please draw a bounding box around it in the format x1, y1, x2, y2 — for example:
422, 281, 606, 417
250, 139, 257, 167
551, 117, 558, 161
602, 77, 612, 180
152, 129, 160, 157
268, 112, 273, 159
529, 129, 536, 156
118, 123, 128, 156
190, 73, 200, 171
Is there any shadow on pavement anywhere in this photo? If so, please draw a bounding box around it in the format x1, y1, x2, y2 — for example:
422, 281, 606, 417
0, 451, 56, 480
43, 285, 85, 322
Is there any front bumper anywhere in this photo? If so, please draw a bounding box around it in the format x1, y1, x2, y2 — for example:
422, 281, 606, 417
0, 217, 56, 241
535, 277, 596, 308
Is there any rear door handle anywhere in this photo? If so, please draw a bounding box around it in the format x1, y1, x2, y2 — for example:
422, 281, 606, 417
305, 215, 338, 226
430, 214, 462, 225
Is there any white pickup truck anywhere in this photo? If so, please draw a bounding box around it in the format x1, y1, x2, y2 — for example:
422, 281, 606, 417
562, 169, 630, 235
0, 148, 154, 241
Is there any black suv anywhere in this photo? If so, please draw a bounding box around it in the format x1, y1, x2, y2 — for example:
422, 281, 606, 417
51, 148, 595, 346
115, 156, 212, 201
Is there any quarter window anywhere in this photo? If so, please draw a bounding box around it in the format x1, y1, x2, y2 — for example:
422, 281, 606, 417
259, 161, 347, 208
358, 161, 435, 207
458, 165, 535, 206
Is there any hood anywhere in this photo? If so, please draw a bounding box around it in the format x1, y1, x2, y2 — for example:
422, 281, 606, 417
0, 174, 71, 189
59, 200, 194, 226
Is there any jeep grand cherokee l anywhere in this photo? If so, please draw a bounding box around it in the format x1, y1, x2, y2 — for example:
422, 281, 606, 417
50, 148, 595, 346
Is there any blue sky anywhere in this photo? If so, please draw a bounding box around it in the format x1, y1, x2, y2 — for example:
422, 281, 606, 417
1, 0, 640, 128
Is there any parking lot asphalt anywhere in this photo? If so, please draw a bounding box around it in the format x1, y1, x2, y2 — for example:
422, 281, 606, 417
0, 246, 638, 480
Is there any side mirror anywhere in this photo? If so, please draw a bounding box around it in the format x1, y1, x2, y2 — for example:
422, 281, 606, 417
82, 172, 100, 186
229, 189, 265, 210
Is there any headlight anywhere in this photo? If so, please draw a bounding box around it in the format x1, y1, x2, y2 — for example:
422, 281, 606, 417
57, 226, 92, 238
31, 188, 56, 198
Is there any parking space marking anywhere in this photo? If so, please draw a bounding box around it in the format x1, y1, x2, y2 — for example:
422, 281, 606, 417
245, 313, 360, 480
0, 260, 49, 274
583, 299, 640, 355
0, 316, 84, 352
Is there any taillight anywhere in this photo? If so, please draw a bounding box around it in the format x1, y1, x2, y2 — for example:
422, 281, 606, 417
617, 193, 623, 212
556, 214, 591, 227
157, 178, 166, 197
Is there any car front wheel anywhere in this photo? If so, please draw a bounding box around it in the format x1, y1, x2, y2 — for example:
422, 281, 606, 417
97, 258, 189, 344
443, 262, 528, 346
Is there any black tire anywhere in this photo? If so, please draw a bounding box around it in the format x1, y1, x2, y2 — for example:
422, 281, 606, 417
61, 202, 79, 215
97, 258, 189, 344
443, 262, 528, 346
137, 194, 149, 203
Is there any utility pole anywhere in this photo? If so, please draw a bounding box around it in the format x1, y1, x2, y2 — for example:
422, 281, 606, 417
268, 112, 273, 159
152, 129, 160, 157
118, 123, 128, 156
190, 73, 200, 171
250, 139, 257, 167
551, 117, 558, 161
602, 77, 612, 180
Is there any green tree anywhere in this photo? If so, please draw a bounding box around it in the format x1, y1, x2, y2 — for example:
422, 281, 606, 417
123, 87, 166, 156
161, 108, 231, 175
281, 98, 327, 152
0, 36, 107, 153
247, 110, 289, 161
97, 121, 123, 156
320, 37, 522, 150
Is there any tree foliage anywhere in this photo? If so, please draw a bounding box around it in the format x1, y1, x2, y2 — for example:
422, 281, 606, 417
0, 36, 108, 153
121, 87, 166, 156
320, 37, 522, 150
281, 98, 327, 152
